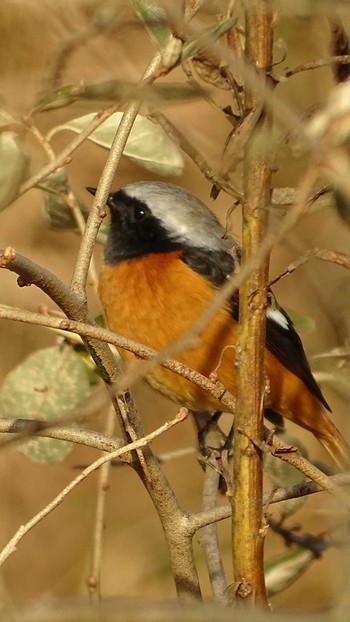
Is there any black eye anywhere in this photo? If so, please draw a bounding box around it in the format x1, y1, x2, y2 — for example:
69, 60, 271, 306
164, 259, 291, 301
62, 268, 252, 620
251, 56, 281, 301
133, 205, 147, 221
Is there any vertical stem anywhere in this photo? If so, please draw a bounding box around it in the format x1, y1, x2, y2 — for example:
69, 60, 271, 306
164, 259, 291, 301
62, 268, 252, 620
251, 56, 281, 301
231, 0, 273, 606
88, 405, 116, 602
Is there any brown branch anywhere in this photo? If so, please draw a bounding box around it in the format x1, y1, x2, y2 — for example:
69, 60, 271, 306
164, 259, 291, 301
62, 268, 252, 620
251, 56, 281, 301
69, 52, 164, 296
231, 0, 273, 607
268, 519, 330, 557
18, 105, 121, 198
0, 417, 126, 455
262, 432, 347, 501
0, 408, 188, 569
188, 470, 350, 534
88, 406, 116, 602
0, 2, 213, 597
271, 185, 333, 208
0, 303, 236, 413
39, 7, 127, 95
279, 54, 350, 80
268, 247, 350, 287
2, 404, 350, 537
148, 109, 242, 200
199, 424, 228, 605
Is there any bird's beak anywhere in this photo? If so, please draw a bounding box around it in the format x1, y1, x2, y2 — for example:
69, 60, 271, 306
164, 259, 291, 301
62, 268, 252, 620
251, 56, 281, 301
86, 187, 114, 209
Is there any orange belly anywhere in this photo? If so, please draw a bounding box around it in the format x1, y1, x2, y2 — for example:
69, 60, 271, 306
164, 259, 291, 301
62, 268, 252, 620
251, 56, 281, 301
99, 252, 315, 417
98, 251, 350, 468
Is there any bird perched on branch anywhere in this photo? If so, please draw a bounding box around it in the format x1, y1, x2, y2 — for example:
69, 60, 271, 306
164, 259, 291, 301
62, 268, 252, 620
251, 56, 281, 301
87, 182, 350, 469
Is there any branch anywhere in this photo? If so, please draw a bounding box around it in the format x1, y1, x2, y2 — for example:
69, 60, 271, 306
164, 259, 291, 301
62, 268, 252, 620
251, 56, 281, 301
231, 0, 273, 606
198, 423, 228, 604
0, 417, 126, 455
18, 105, 121, 197
148, 109, 243, 200
268, 519, 330, 557
188, 471, 350, 534
87, 406, 116, 602
0, 409, 188, 569
0, 303, 236, 412
278, 54, 350, 80
265, 433, 349, 504
268, 247, 350, 287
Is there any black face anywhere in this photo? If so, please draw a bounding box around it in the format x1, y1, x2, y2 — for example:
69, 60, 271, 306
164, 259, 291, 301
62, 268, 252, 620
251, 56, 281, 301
103, 190, 181, 264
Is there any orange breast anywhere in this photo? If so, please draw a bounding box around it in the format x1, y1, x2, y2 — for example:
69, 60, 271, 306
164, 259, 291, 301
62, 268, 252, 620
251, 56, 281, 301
99, 252, 316, 417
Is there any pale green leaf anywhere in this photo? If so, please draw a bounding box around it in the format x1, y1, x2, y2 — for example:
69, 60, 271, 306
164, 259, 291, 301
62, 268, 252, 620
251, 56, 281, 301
51, 112, 184, 176
0, 132, 29, 211
265, 548, 315, 597
0, 345, 91, 463
41, 169, 89, 230
181, 16, 238, 62
132, 0, 171, 50
35, 81, 199, 112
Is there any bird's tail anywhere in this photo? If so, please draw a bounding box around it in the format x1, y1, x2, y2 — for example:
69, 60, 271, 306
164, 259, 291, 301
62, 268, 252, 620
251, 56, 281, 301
314, 409, 350, 470
272, 371, 350, 470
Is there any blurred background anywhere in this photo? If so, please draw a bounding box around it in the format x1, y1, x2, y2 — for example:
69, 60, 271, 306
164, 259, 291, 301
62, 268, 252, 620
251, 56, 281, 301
0, 0, 350, 615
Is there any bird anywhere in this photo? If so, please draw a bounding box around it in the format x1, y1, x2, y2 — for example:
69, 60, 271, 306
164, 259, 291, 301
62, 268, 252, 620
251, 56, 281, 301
87, 181, 350, 469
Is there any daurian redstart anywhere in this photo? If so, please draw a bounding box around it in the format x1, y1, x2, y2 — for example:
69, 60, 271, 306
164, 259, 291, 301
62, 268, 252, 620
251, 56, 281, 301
87, 182, 350, 468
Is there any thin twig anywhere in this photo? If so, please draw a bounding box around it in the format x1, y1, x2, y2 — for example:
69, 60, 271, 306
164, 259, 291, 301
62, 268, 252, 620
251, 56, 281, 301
24, 117, 56, 161
108, 446, 196, 468
278, 54, 350, 80
88, 405, 116, 602
69, 0, 209, 297
0, 409, 188, 569
200, 453, 228, 604
0, 418, 126, 455
0, 303, 236, 412
267, 433, 347, 501
268, 247, 350, 287
39, 6, 125, 95
187, 471, 350, 534
148, 109, 242, 200
65, 189, 99, 295
69, 95, 157, 295
268, 519, 329, 557
19, 105, 121, 197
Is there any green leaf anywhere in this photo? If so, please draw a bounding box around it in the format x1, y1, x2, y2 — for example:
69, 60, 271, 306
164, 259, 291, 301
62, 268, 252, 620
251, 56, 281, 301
0, 132, 29, 211
0, 345, 91, 463
41, 168, 89, 230
51, 112, 184, 176
265, 547, 315, 597
132, 0, 171, 51
181, 16, 238, 62
35, 80, 199, 112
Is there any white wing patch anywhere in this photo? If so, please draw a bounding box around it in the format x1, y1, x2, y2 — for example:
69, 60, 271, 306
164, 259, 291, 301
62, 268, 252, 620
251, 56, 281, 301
266, 307, 289, 330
